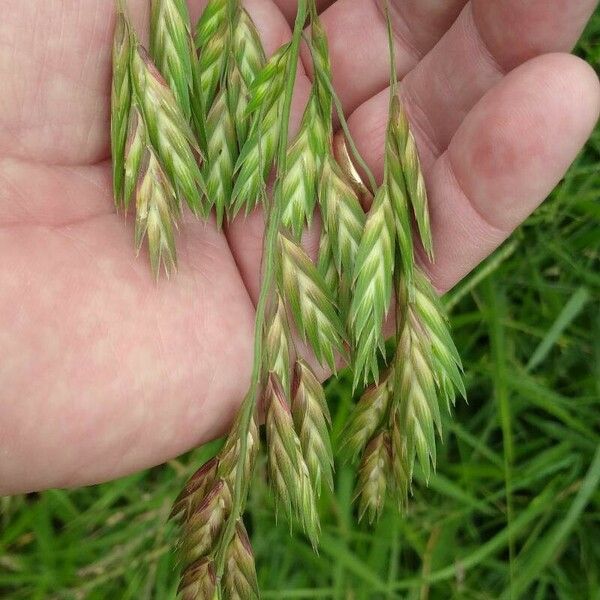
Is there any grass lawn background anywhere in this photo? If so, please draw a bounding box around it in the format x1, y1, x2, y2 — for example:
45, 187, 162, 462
1, 12, 599, 600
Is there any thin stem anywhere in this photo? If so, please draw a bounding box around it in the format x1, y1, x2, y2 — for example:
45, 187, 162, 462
304, 34, 378, 193
384, 1, 398, 95
213, 0, 308, 582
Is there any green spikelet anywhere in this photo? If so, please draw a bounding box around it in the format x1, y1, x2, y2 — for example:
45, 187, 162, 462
111, 4, 132, 209
278, 234, 347, 370
231, 8, 266, 146
291, 360, 334, 494
389, 95, 434, 259
134, 146, 180, 278
349, 187, 396, 386
149, 0, 195, 121
194, 0, 228, 112
391, 269, 465, 483
203, 88, 237, 228
265, 375, 320, 548
355, 431, 392, 524
341, 372, 393, 461
281, 94, 327, 238
232, 45, 290, 215
130, 44, 206, 216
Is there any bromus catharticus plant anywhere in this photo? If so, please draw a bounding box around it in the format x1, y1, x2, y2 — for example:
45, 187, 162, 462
110, 0, 465, 597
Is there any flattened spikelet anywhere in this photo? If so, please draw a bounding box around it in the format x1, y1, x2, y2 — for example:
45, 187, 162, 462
355, 431, 391, 524
349, 187, 396, 386
150, 0, 195, 120
389, 95, 433, 259
278, 234, 346, 370
292, 360, 334, 494
180, 479, 232, 562
130, 44, 206, 216
203, 88, 237, 227
265, 375, 320, 547
223, 522, 259, 600
341, 372, 392, 460
391, 269, 465, 483
194, 0, 228, 111
111, 5, 132, 208
319, 155, 366, 275
232, 45, 290, 215
178, 558, 217, 600
134, 147, 179, 278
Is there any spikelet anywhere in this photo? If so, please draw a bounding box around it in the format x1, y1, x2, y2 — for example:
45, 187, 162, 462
355, 431, 392, 524
264, 375, 320, 547
170, 458, 219, 521
232, 45, 290, 215
130, 43, 206, 216
278, 233, 347, 370
111, 3, 132, 209
231, 8, 266, 146
194, 0, 228, 111
341, 371, 393, 461
319, 155, 366, 277
291, 360, 334, 494
390, 412, 411, 512
134, 146, 180, 277
203, 88, 237, 228
349, 187, 396, 386
391, 269, 465, 484
389, 95, 433, 259
281, 93, 328, 239
149, 0, 195, 121
180, 479, 232, 562
178, 558, 217, 600
222, 522, 260, 600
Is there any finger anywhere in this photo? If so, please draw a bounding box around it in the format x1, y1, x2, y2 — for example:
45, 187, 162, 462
344, 0, 598, 175
304, 0, 466, 113
419, 54, 599, 292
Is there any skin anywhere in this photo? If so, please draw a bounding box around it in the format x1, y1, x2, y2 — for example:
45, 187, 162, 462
0, 0, 598, 495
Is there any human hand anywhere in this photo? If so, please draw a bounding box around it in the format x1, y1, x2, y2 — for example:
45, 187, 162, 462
1, 0, 598, 494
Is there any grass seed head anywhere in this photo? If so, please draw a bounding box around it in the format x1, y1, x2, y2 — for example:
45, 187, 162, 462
202, 88, 237, 228
389, 95, 434, 260
291, 360, 334, 494
355, 431, 392, 524
341, 372, 393, 461
194, 0, 228, 110
278, 233, 347, 370
350, 187, 396, 386
223, 522, 260, 600
131, 43, 206, 217
134, 147, 179, 278
265, 374, 320, 547
178, 558, 217, 600
111, 4, 132, 209
150, 0, 195, 121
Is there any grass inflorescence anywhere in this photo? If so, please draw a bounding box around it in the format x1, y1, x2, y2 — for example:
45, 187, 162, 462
110, 0, 468, 597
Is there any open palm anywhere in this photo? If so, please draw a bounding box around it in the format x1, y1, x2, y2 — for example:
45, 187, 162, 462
1, 0, 598, 494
